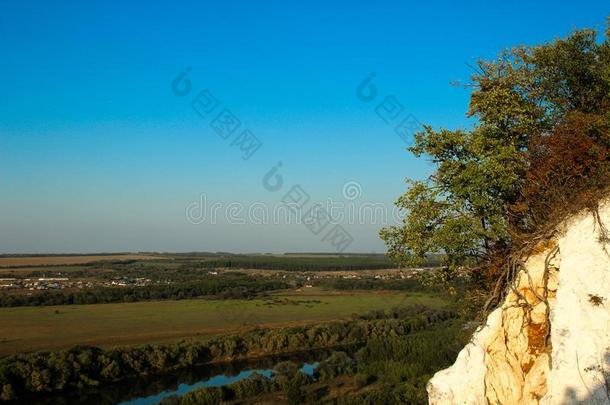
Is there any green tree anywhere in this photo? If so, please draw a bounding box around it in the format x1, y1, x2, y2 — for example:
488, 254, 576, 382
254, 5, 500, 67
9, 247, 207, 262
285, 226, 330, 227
381, 20, 610, 292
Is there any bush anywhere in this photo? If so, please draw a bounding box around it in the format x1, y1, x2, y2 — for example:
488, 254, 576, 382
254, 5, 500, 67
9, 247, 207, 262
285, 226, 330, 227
316, 351, 355, 381
354, 373, 372, 388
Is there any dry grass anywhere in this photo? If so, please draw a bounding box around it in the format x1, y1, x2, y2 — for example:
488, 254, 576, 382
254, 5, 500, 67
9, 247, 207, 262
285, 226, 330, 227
0, 254, 163, 267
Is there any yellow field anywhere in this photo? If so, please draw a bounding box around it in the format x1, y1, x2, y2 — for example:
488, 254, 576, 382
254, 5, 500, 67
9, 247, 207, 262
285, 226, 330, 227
0, 254, 163, 267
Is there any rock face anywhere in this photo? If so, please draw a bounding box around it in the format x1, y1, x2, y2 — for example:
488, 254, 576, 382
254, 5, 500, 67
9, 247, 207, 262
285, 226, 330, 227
428, 199, 610, 405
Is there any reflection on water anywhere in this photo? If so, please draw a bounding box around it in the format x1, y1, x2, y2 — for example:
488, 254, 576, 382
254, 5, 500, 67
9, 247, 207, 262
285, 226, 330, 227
120, 363, 317, 405
25, 348, 342, 405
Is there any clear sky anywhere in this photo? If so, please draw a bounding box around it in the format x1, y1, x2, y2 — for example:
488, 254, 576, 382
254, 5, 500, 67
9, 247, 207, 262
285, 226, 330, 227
1, 1, 608, 253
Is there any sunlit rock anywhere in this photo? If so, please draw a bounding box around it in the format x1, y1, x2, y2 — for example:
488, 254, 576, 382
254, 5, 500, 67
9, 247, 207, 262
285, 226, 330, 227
428, 199, 610, 404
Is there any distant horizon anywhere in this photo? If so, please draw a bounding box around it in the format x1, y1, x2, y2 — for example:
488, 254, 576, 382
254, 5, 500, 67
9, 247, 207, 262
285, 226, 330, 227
0, 251, 387, 256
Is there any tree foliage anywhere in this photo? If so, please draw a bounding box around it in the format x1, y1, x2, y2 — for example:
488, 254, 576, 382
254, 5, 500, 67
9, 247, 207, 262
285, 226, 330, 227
381, 20, 610, 297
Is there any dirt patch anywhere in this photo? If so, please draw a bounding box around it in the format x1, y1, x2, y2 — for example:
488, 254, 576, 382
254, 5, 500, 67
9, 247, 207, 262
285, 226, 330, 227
527, 322, 550, 356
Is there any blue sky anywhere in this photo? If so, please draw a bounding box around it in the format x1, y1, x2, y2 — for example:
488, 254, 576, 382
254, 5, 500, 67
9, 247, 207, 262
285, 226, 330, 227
1, 1, 608, 253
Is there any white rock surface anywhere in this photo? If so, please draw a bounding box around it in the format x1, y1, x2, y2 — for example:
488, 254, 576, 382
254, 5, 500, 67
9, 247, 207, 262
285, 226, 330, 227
426, 309, 502, 404
428, 199, 610, 405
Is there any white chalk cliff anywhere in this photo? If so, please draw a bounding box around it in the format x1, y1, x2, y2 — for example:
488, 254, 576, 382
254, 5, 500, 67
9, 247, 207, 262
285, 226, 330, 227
428, 199, 610, 404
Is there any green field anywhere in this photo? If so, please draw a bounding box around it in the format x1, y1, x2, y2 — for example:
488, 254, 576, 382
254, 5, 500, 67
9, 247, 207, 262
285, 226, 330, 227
0, 290, 446, 356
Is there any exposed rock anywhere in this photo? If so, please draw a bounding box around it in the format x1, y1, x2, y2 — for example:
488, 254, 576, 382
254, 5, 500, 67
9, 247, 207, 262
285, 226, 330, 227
428, 199, 610, 404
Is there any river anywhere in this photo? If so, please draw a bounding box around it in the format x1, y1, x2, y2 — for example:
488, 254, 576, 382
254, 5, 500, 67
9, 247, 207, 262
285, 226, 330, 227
118, 361, 318, 405
25, 349, 340, 405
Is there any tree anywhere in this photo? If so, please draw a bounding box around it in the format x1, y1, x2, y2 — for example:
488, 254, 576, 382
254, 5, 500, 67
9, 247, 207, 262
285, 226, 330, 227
381, 19, 610, 296
316, 351, 355, 380
273, 360, 299, 388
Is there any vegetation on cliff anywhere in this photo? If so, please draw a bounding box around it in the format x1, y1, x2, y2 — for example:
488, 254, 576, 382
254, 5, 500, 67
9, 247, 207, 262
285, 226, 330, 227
381, 18, 610, 311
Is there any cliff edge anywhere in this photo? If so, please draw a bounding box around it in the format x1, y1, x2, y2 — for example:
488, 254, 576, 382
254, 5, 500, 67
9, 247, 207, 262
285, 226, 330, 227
428, 199, 610, 404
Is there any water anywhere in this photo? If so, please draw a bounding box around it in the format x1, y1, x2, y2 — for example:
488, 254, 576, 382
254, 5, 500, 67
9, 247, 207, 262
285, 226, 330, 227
119, 362, 318, 405
25, 349, 336, 405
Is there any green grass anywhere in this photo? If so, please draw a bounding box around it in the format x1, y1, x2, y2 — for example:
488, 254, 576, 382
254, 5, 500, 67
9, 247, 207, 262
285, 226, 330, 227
0, 290, 446, 356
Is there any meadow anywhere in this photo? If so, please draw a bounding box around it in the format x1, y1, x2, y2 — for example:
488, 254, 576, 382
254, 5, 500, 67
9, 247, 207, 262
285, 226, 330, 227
0, 289, 446, 356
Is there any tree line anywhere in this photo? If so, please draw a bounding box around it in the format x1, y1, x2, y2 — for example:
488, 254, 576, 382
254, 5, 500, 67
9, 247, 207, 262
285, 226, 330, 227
314, 277, 425, 292
192, 256, 399, 271
0, 276, 290, 307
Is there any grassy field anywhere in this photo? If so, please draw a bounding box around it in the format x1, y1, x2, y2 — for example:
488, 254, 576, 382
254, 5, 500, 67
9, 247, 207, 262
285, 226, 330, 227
0, 290, 446, 356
